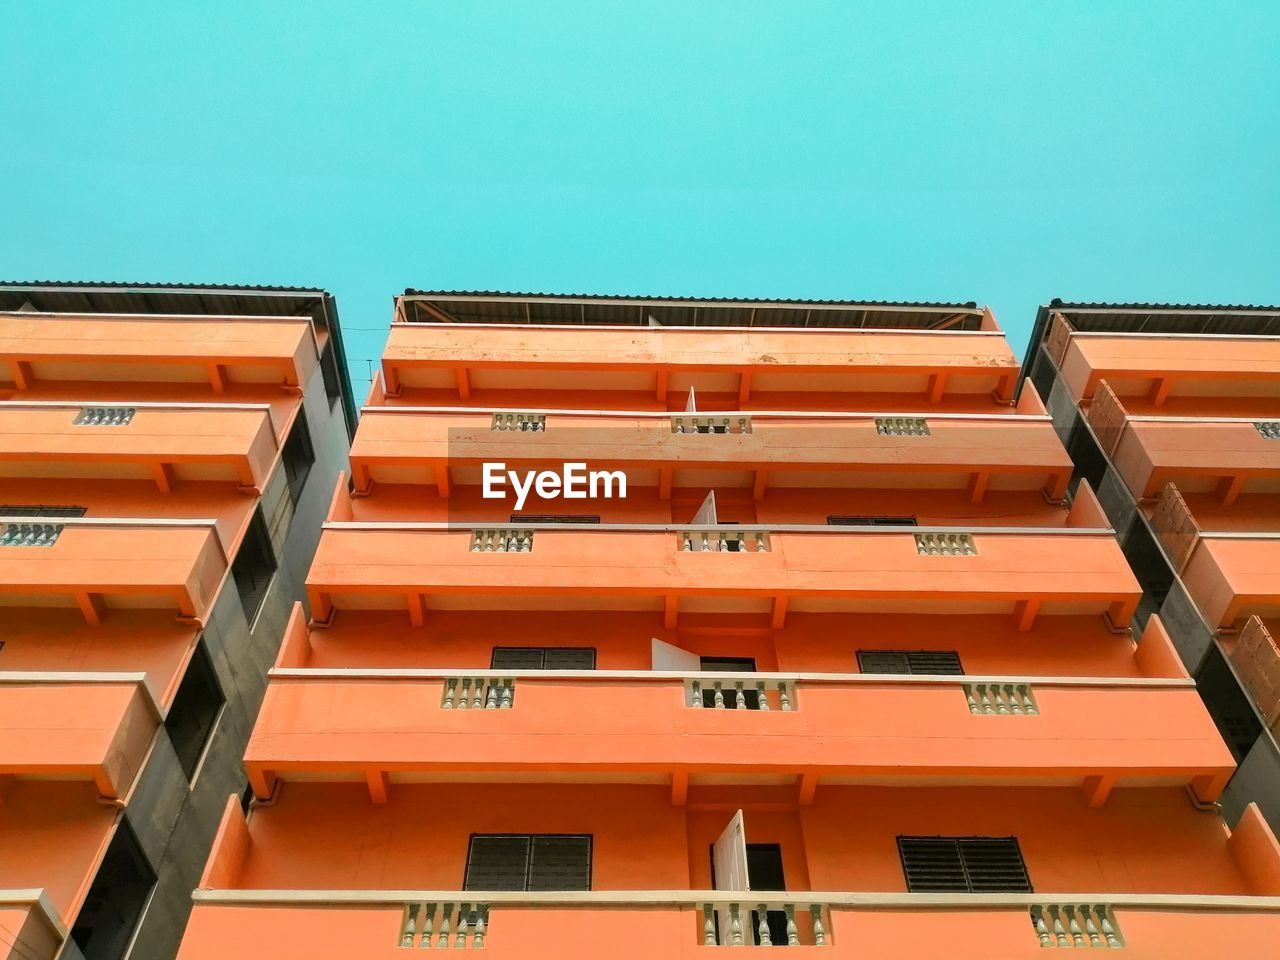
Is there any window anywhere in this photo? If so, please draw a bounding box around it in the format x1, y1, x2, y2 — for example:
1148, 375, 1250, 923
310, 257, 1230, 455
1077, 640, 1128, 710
231, 508, 277, 626
464, 835, 591, 891
491, 647, 596, 670
828, 515, 917, 526
1198, 645, 1263, 761
282, 409, 316, 505
508, 515, 600, 524
319, 339, 342, 410
70, 822, 156, 960
165, 640, 225, 780
858, 650, 963, 675
0, 505, 87, 518
896, 836, 1032, 893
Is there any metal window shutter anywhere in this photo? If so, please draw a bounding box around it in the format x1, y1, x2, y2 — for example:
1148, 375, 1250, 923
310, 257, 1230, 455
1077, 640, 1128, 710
957, 838, 1033, 893
527, 836, 592, 891
0, 505, 87, 518
464, 836, 531, 891
896, 837, 970, 892
543, 648, 597, 670
858, 651, 912, 674
491, 648, 547, 670
906, 650, 964, 675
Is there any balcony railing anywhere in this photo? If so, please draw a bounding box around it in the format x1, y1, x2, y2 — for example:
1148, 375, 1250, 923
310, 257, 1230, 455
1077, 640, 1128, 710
348, 407, 1072, 500
1228, 618, 1280, 740
1055, 326, 1280, 405
184, 889, 1280, 957
1153, 486, 1280, 627
308, 523, 1138, 629
0, 517, 228, 625
0, 672, 161, 797
246, 669, 1230, 801
0, 401, 280, 491
0, 311, 320, 391
378, 321, 1020, 403
1088, 384, 1280, 502
0, 888, 65, 960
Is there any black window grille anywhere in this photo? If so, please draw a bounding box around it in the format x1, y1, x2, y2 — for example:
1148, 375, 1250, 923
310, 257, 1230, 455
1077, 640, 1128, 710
897, 836, 1032, 893
508, 515, 601, 524
0, 505, 87, 518
857, 650, 964, 675
491, 647, 596, 670
464, 835, 592, 891
828, 515, 918, 526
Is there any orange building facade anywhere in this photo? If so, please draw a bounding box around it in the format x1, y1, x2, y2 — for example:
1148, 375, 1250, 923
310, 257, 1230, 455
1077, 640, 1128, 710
0, 283, 355, 960
1023, 301, 1280, 834
175, 292, 1280, 959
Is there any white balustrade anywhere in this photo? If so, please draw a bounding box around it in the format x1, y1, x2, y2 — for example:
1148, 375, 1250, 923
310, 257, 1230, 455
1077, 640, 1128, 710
914, 532, 977, 556
1254, 421, 1280, 440
0, 522, 63, 547
700, 900, 830, 946
75, 406, 136, 426
964, 682, 1039, 715
400, 902, 489, 949
441, 677, 515, 710
491, 412, 546, 432
671, 415, 752, 435
686, 677, 795, 711
1030, 903, 1123, 949
875, 417, 930, 437
470, 528, 533, 552
679, 529, 771, 552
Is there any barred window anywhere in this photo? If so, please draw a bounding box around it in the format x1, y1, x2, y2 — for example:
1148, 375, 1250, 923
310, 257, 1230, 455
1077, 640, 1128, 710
464, 835, 592, 891
897, 836, 1032, 893
857, 649, 963, 675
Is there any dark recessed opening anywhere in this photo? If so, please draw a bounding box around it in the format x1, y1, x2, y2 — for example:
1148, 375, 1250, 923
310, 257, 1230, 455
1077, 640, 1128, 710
231, 508, 277, 626
165, 639, 225, 780
282, 409, 316, 506
70, 822, 156, 960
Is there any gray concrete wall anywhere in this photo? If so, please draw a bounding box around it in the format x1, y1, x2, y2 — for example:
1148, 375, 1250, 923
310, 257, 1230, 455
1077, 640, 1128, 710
99, 362, 351, 960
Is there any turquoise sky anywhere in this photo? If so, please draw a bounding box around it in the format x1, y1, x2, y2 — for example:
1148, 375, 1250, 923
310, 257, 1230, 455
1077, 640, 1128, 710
3, 2, 1277, 397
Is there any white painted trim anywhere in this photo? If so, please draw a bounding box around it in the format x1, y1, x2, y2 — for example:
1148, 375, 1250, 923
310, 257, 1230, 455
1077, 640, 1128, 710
388, 320, 1002, 337
267, 668, 1193, 689
358, 405, 1048, 423
0, 309, 311, 324
0, 517, 220, 529
191, 888, 1280, 912
0, 887, 69, 938
1068, 330, 1280, 342
0, 400, 273, 413
323, 521, 1112, 536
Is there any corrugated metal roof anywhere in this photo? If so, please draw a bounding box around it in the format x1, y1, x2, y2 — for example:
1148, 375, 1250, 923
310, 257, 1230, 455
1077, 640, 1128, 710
0, 280, 360, 440
405, 288, 980, 309
402, 290, 986, 331
1049, 298, 1280, 313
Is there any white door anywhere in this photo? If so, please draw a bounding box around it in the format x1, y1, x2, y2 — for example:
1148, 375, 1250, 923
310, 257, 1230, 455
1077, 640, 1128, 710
692, 490, 718, 525
651, 638, 701, 673
713, 809, 750, 943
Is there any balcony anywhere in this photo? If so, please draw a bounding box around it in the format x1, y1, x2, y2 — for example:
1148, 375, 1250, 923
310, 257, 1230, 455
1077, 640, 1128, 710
381, 322, 1020, 404
244, 666, 1230, 801
1089, 383, 1280, 502
348, 408, 1071, 500
0, 517, 228, 625
0, 401, 279, 492
0, 312, 319, 392
307, 523, 1139, 630
0, 890, 64, 960
0, 673, 160, 798
1153, 486, 1280, 628
1047, 314, 1280, 408
181, 890, 1280, 959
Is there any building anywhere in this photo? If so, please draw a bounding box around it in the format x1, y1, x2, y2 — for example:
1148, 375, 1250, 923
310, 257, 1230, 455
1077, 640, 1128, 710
0, 282, 355, 960
177, 291, 1280, 959
1022, 300, 1280, 834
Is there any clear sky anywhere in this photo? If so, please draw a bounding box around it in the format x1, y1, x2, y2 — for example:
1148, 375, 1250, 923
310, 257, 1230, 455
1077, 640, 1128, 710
2, 2, 1277, 398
